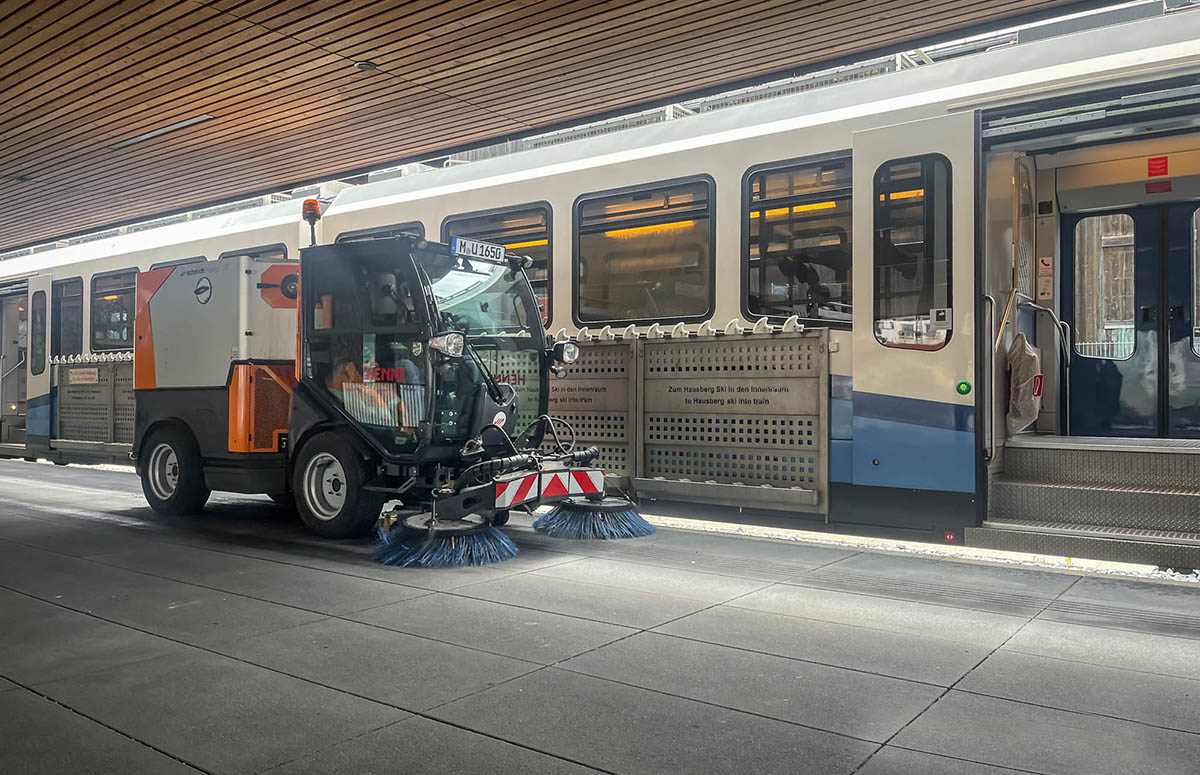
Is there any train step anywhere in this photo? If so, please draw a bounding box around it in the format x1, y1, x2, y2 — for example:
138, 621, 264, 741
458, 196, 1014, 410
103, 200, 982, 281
989, 479, 1200, 530
1002, 434, 1200, 490
966, 519, 1200, 569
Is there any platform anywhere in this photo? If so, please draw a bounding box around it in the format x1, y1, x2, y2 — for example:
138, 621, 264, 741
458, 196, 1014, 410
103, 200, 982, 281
2, 460, 1200, 774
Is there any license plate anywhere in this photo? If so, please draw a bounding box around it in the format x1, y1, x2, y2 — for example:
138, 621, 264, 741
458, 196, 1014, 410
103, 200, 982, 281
451, 237, 506, 262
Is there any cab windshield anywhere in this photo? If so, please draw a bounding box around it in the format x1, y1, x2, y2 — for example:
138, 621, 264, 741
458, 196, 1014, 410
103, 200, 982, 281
424, 256, 546, 440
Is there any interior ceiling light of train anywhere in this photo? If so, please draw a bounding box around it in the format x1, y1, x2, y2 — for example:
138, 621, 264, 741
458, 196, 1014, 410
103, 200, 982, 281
0, 0, 1170, 256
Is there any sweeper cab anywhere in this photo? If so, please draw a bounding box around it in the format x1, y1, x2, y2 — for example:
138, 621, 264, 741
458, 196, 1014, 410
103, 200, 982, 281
131, 204, 640, 559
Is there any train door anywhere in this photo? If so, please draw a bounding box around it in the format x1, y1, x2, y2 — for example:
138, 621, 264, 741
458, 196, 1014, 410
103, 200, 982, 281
25, 274, 52, 445
850, 110, 979, 503
1063, 201, 1200, 437
0, 283, 28, 446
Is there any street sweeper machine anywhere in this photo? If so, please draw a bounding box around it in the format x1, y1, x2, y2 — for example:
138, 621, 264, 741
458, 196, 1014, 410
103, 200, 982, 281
131, 204, 649, 567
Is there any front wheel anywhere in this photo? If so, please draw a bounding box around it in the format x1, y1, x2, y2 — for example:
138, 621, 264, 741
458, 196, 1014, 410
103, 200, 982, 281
140, 426, 210, 516
292, 432, 385, 538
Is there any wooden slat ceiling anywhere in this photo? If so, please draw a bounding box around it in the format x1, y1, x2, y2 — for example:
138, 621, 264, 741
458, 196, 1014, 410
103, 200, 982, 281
0, 0, 1087, 252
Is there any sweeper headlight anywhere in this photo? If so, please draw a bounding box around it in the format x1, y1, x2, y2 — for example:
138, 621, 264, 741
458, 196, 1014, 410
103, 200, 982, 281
553, 341, 580, 364
430, 332, 466, 358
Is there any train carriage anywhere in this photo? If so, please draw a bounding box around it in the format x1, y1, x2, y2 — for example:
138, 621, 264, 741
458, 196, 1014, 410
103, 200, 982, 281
3, 11, 1200, 560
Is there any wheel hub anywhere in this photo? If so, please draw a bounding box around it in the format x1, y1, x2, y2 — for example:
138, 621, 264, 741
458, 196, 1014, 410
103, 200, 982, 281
303, 452, 348, 521
148, 442, 180, 501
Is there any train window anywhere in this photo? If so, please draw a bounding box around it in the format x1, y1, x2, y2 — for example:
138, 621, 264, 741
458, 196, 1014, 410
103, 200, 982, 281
1074, 213, 1135, 360
30, 291, 46, 376
91, 270, 137, 351
744, 156, 852, 324
575, 178, 713, 324
443, 205, 551, 324
336, 222, 425, 242
150, 256, 204, 270
52, 278, 83, 357
217, 244, 287, 262
873, 155, 952, 350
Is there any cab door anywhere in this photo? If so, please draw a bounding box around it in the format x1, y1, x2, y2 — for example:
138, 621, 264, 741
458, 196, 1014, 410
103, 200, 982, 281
851, 110, 978, 495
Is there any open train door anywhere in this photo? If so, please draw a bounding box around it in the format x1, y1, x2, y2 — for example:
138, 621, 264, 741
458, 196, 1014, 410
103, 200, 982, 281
849, 110, 980, 530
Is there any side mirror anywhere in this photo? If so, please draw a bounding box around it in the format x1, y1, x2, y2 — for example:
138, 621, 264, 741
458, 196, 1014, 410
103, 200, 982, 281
430, 331, 465, 358
552, 340, 580, 364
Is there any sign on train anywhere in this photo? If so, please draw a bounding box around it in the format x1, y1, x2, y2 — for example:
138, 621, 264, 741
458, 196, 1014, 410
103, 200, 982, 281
451, 237, 506, 262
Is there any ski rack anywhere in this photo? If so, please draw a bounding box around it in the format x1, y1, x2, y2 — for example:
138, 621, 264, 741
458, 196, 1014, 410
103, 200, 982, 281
547, 320, 829, 518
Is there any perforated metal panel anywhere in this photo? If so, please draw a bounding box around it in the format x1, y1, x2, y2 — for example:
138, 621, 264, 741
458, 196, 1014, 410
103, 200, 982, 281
545, 342, 635, 479
637, 331, 829, 514
112, 363, 135, 444
251, 366, 291, 452
56, 362, 134, 444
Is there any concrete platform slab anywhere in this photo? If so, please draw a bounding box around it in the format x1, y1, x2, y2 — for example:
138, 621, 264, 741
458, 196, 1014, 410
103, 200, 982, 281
434, 667, 877, 775
348, 592, 636, 664
559, 631, 942, 742
789, 551, 1074, 616
1004, 618, 1200, 679
653, 604, 984, 685
453, 572, 713, 629
1042, 575, 1200, 638
220, 617, 539, 711
0, 589, 194, 685
0, 688, 200, 775
32, 649, 407, 774
957, 650, 1200, 734
728, 583, 1027, 647
92, 543, 430, 615
530, 555, 773, 603
5, 460, 1200, 774
268, 715, 598, 775
0, 542, 325, 647
855, 747, 1027, 774
893, 690, 1200, 775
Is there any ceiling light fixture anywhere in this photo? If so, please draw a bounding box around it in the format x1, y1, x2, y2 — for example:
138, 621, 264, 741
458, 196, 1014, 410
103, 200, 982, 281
109, 114, 214, 149
354, 61, 378, 72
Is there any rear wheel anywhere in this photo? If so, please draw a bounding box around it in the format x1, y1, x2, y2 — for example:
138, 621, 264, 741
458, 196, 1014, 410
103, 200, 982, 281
140, 426, 210, 516
292, 432, 384, 538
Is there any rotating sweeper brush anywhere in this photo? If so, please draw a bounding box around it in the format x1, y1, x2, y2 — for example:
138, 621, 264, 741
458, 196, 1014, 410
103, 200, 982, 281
533, 495, 653, 540
376, 512, 518, 568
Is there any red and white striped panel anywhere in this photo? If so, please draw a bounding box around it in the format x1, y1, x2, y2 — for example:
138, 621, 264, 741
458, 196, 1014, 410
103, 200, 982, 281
568, 469, 604, 496
541, 471, 570, 498
495, 472, 539, 509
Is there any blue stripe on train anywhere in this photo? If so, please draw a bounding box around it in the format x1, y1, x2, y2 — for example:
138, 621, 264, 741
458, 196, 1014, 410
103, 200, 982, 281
27, 391, 51, 438
851, 391, 976, 493
829, 374, 854, 483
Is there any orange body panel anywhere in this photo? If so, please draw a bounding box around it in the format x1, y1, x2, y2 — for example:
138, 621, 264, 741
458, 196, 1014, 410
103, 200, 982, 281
259, 264, 299, 309
228, 363, 296, 453
133, 267, 175, 390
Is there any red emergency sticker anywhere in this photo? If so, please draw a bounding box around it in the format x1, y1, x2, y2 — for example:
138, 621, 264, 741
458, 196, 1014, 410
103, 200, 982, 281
1148, 156, 1168, 177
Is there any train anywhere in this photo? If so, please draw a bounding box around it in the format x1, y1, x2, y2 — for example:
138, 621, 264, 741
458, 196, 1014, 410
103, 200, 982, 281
3, 11, 1200, 560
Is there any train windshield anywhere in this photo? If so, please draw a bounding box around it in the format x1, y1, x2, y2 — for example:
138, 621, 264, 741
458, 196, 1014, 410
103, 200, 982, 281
423, 255, 547, 441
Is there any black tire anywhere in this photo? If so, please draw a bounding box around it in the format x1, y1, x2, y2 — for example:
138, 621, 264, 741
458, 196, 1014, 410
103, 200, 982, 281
140, 425, 210, 516
292, 432, 385, 538
492, 510, 510, 526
